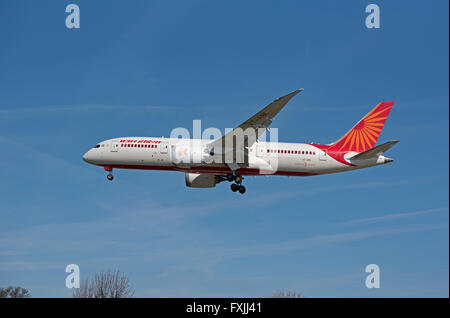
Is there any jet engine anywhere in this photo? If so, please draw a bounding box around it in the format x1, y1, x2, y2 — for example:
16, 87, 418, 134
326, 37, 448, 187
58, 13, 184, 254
185, 173, 218, 188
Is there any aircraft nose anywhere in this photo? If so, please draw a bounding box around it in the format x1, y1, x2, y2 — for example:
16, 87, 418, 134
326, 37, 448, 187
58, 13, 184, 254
82, 151, 90, 163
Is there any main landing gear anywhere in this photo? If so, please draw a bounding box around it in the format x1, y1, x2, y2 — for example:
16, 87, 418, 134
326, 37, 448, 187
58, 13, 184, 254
227, 173, 246, 194
104, 167, 114, 181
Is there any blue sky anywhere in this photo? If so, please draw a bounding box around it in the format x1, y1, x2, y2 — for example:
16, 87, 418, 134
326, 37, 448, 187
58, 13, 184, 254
0, 0, 448, 297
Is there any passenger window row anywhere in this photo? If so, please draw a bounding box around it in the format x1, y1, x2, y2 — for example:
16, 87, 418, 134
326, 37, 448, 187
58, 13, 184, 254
267, 149, 315, 155
119, 143, 311, 153
121, 144, 158, 149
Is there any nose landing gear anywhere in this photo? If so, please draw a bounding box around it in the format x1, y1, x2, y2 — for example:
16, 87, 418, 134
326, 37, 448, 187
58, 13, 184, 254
104, 166, 114, 181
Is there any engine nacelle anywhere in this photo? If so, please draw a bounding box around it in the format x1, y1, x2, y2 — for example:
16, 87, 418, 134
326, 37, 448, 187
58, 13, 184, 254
185, 173, 217, 188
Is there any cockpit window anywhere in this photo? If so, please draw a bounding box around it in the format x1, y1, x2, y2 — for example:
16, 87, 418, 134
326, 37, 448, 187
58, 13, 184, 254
93, 144, 100, 148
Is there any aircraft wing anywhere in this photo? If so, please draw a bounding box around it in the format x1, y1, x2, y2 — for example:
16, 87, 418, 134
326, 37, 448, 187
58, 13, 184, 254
207, 89, 303, 156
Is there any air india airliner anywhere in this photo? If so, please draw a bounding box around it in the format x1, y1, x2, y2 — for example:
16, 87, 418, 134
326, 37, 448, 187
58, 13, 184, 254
82, 90, 398, 194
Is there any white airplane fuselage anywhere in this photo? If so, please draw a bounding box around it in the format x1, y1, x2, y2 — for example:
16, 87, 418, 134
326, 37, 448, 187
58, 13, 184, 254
82, 137, 391, 178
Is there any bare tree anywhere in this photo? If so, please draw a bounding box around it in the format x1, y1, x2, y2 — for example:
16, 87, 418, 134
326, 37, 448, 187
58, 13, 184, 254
73, 269, 134, 298
271, 290, 304, 298
0, 286, 31, 298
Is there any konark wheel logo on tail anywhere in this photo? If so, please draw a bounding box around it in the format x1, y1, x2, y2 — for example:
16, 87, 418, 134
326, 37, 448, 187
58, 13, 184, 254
330, 101, 394, 153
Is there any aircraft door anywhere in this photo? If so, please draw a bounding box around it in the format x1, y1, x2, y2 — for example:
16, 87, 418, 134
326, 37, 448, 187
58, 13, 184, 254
319, 150, 327, 161
256, 143, 266, 157
160, 141, 169, 154
111, 141, 119, 152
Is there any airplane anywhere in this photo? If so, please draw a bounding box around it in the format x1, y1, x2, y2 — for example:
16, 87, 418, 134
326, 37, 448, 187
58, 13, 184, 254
82, 89, 398, 194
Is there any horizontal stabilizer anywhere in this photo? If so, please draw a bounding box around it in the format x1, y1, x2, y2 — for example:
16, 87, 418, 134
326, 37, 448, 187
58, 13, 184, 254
350, 140, 399, 160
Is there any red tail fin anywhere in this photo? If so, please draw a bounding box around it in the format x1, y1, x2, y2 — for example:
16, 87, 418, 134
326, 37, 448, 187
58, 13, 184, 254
330, 101, 394, 153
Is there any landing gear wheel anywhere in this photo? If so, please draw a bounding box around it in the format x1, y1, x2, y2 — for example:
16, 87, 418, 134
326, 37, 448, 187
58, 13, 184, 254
238, 185, 246, 194
107, 173, 114, 181
226, 174, 235, 182
230, 183, 238, 192
235, 175, 243, 184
